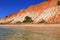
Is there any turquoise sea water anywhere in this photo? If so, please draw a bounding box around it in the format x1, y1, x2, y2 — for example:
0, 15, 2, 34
0, 27, 60, 40
0, 28, 16, 40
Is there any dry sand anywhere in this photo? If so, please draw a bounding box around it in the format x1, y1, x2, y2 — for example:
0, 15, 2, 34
0, 24, 60, 28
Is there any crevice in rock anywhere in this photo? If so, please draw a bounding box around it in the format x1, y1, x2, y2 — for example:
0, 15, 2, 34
38, 20, 47, 24
57, 1, 60, 5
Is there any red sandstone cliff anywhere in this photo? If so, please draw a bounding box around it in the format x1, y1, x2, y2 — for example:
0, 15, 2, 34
0, 0, 60, 24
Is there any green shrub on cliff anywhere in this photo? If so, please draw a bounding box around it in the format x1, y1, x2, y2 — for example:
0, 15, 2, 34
23, 16, 33, 23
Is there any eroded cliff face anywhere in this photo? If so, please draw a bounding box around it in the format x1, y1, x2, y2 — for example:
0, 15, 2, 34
0, 0, 60, 24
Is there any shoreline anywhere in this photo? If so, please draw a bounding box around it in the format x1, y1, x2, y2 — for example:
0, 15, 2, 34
0, 24, 60, 34
0, 24, 60, 28
0, 24, 60, 26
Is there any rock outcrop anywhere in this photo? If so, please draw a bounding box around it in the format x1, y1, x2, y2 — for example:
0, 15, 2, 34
0, 0, 60, 24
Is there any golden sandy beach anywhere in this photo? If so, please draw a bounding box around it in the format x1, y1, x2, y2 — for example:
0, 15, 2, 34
0, 24, 60, 29
0, 24, 60, 40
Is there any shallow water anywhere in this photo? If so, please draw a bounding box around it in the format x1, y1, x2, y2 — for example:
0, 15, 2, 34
0, 27, 60, 40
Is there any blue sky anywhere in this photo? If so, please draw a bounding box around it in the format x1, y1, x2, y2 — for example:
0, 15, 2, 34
0, 0, 45, 18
